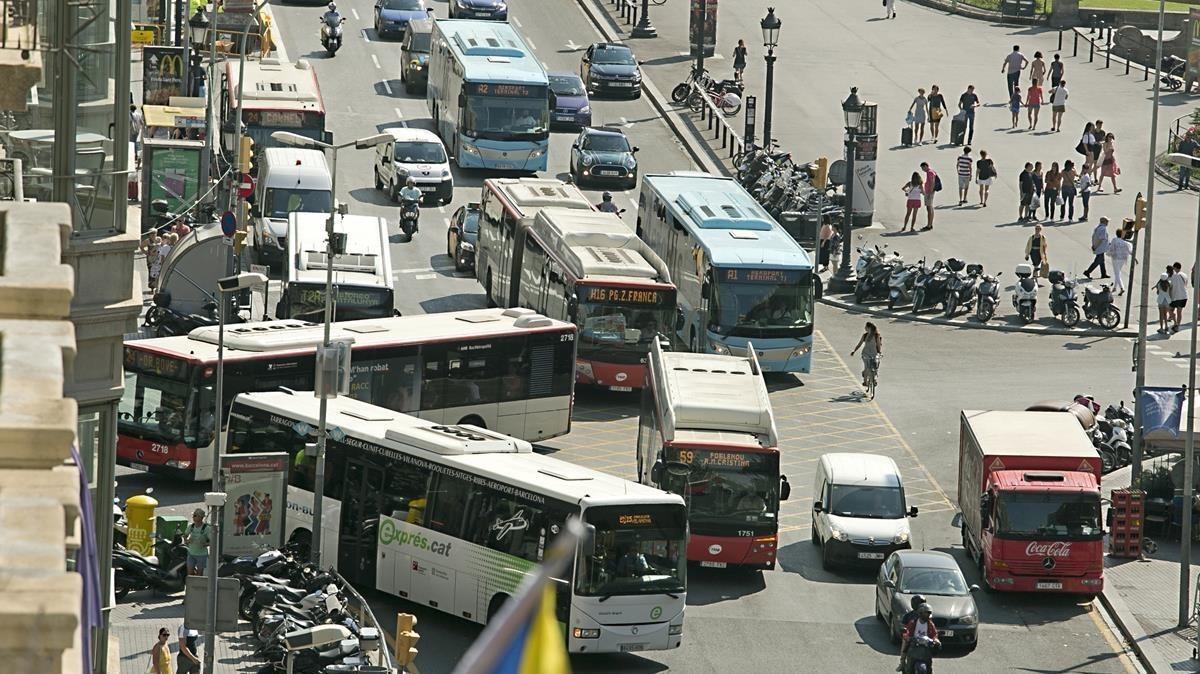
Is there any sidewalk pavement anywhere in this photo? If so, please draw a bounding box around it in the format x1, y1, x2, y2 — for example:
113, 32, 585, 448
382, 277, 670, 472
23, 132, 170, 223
1104, 464, 1200, 673
112, 591, 262, 674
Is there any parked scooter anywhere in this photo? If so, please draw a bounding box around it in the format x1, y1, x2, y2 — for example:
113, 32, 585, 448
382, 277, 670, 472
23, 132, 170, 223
1082, 283, 1121, 329
975, 270, 1002, 322
142, 290, 220, 337
944, 262, 981, 318
1046, 270, 1080, 328
854, 244, 902, 304
911, 259, 952, 314
886, 263, 919, 310
113, 536, 188, 600
1012, 263, 1038, 323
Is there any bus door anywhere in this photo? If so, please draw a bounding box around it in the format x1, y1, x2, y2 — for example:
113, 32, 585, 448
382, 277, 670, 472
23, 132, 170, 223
337, 458, 384, 588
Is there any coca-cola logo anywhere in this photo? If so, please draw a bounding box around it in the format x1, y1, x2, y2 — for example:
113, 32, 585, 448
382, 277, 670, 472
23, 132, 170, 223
1025, 541, 1072, 557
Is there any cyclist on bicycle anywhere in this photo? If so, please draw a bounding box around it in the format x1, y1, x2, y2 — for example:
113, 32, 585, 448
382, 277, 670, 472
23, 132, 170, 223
850, 321, 882, 388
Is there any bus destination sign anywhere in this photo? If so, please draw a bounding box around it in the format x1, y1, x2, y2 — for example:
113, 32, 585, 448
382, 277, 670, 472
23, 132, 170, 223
465, 82, 545, 98
618, 513, 655, 526
244, 110, 323, 130
124, 349, 190, 380
720, 268, 803, 284
581, 286, 668, 306
675, 448, 760, 470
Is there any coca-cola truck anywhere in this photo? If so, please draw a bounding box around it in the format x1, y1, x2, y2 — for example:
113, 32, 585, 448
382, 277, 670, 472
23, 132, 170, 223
954, 410, 1105, 594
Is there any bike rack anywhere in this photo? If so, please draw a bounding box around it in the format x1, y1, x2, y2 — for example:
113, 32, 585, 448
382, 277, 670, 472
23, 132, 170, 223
689, 81, 746, 163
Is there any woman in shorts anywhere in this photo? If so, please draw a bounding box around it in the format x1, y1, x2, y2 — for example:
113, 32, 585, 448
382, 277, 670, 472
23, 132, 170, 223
975, 150, 996, 207
1025, 80, 1043, 131
901, 171, 923, 232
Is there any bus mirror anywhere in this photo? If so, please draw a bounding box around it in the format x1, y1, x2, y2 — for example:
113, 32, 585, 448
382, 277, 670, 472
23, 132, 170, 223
567, 297, 578, 320
665, 461, 691, 478
951, 512, 963, 529
780, 475, 791, 501
701, 281, 710, 300
581, 523, 596, 557
650, 460, 663, 484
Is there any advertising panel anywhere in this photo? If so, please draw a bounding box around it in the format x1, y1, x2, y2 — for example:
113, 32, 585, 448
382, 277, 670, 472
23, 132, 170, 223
220, 452, 288, 556
688, 0, 717, 58
143, 45, 189, 105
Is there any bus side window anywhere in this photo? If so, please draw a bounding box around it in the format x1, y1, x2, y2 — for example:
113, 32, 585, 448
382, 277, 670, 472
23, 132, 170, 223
465, 491, 547, 563
382, 461, 432, 526
426, 475, 472, 537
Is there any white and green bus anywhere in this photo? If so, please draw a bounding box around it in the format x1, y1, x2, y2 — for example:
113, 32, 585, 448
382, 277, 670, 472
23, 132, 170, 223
227, 390, 687, 654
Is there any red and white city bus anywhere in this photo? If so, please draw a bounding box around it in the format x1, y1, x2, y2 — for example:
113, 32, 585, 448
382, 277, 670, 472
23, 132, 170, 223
119, 308, 576, 481
636, 338, 791, 568
222, 58, 331, 156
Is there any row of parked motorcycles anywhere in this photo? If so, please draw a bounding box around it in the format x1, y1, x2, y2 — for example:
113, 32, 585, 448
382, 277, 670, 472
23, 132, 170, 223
852, 243, 1122, 328
1031, 396, 1135, 475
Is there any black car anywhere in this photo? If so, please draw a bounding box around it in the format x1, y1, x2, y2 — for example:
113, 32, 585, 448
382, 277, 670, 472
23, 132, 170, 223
400, 19, 432, 94
875, 550, 980, 651
580, 42, 642, 98
570, 127, 638, 189
447, 203, 480, 272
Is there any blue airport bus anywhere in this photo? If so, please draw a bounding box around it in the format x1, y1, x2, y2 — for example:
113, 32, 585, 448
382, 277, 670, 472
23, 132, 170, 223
636, 172, 815, 373
427, 19, 550, 171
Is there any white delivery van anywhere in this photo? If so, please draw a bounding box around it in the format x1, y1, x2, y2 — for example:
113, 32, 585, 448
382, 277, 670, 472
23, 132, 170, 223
812, 453, 917, 570
253, 147, 333, 266
373, 127, 453, 204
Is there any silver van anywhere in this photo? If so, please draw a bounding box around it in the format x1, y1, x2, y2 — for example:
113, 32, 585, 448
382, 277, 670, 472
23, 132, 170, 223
812, 453, 917, 570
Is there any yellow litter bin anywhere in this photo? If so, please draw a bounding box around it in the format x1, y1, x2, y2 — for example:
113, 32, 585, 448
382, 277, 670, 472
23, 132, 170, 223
125, 494, 159, 557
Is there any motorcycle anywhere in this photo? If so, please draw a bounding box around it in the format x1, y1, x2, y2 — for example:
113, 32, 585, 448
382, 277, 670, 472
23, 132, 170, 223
975, 270, 1002, 322
903, 634, 939, 674
1012, 262, 1038, 323
113, 536, 189, 600
320, 15, 345, 56
853, 244, 902, 304
399, 197, 420, 241
943, 262, 981, 318
1082, 283, 1121, 329
1047, 270, 1080, 328
886, 263, 919, 310
912, 260, 952, 315
142, 290, 220, 337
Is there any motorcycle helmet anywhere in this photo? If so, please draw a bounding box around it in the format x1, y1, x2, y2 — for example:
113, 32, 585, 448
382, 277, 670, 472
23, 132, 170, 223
406, 177, 416, 187
917, 603, 933, 618
602, 191, 613, 201
328, 2, 336, 9
910, 594, 926, 611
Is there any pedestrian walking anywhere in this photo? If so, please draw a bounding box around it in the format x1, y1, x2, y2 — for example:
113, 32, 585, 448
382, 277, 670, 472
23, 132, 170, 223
1049, 79, 1068, 132
732, 39, 748, 81
177, 622, 201, 674
1077, 121, 1098, 171
1158, 274, 1173, 334
1025, 80, 1043, 130
1001, 45, 1029, 95
1083, 217, 1110, 279
1008, 84, 1022, 129
1018, 162, 1035, 222
1171, 261, 1190, 331
1043, 161, 1061, 219
185, 508, 211, 576
1178, 132, 1198, 189
1025, 223, 1049, 286
1098, 133, 1122, 193
921, 161, 938, 231
884, 0, 896, 19
928, 85, 948, 143
1030, 51, 1047, 84
145, 234, 163, 290
976, 149, 996, 207
909, 88, 928, 144
1049, 53, 1064, 87
1107, 232, 1133, 296
1030, 161, 1044, 220
130, 104, 145, 169
901, 171, 923, 232
150, 627, 173, 674
1078, 167, 1094, 221
818, 220, 833, 271
958, 85, 980, 144
956, 146, 973, 205
1059, 160, 1078, 221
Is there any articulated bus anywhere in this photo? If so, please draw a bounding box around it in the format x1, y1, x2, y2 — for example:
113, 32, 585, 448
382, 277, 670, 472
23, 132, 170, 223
118, 308, 576, 481
637, 339, 790, 569
222, 58, 331, 155
277, 212, 395, 322
637, 172, 815, 373
427, 20, 550, 171
228, 390, 687, 654
495, 206, 676, 390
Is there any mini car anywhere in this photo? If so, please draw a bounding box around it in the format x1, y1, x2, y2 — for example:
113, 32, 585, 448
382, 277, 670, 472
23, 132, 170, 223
570, 127, 638, 189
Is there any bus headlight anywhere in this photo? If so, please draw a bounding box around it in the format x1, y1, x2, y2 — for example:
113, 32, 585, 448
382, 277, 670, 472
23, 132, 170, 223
575, 361, 594, 381
460, 143, 480, 157
669, 624, 683, 635
710, 342, 729, 355
791, 344, 811, 358
166, 459, 193, 469
572, 628, 600, 639
529, 146, 547, 159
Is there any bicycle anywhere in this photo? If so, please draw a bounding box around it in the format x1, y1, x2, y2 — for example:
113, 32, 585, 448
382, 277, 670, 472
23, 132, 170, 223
862, 354, 880, 400
687, 84, 742, 116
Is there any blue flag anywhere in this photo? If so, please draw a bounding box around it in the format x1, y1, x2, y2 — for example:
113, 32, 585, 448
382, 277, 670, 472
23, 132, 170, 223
1140, 386, 1185, 437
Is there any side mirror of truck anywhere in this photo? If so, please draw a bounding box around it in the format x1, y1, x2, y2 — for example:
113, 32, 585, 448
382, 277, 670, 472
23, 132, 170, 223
884, 579, 896, 590
908, 506, 919, 518
779, 475, 791, 501
812, 500, 823, 513
968, 584, 980, 593
950, 512, 963, 529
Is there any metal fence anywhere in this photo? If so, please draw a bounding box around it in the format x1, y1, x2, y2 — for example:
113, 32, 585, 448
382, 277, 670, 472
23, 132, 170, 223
334, 568, 397, 673
688, 81, 747, 165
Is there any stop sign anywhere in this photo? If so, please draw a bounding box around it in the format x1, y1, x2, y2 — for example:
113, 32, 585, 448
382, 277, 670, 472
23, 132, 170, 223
238, 173, 255, 198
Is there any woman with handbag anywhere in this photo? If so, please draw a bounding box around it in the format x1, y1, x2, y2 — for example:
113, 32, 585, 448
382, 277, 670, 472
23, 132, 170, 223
1059, 160, 1078, 221
1043, 162, 1061, 221
1077, 122, 1097, 169
927, 85, 947, 143
1098, 133, 1122, 194
1025, 224, 1049, 288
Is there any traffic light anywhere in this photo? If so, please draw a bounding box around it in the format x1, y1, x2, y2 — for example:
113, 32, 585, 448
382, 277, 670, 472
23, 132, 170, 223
232, 230, 247, 256
1134, 191, 1147, 231
240, 136, 254, 173
813, 156, 829, 189
395, 613, 420, 670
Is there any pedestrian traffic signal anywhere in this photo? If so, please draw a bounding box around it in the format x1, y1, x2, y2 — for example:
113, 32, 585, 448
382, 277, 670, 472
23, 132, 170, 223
239, 136, 254, 173
1134, 191, 1147, 230
231, 230, 247, 255
395, 613, 420, 667
813, 156, 829, 189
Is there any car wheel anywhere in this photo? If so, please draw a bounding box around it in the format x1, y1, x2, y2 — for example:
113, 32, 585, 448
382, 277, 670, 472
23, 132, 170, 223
390, 179, 399, 203
374, 168, 382, 190
446, 233, 453, 258
889, 615, 901, 645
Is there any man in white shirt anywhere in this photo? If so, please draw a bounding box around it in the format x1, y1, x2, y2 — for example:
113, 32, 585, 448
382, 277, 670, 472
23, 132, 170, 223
1001, 45, 1029, 95
1170, 261, 1190, 332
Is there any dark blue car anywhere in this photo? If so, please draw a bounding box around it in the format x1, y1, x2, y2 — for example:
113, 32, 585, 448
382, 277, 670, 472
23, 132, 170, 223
548, 73, 591, 129
448, 0, 507, 20
374, 0, 427, 38
580, 42, 642, 98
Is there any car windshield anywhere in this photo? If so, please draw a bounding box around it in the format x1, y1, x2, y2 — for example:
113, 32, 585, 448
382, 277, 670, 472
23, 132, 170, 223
663, 449, 779, 525
265, 188, 332, 219
383, 0, 421, 10
581, 134, 630, 153
575, 287, 673, 365
593, 47, 635, 65
709, 272, 814, 339
899, 567, 969, 596
995, 492, 1103, 539
118, 361, 212, 447
407, 32, 431, 52
463, 94, 549, 141
393, 141, 446, 163
575, 505, 687, 597
549, 75, 586, 96
829, 484, 905, 519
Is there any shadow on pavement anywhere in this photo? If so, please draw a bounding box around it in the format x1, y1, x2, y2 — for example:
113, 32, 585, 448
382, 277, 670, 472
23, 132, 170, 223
348, 186, 393, 207
685, 565, 767, 606
775, 539, 880, 585
853, 615, 897, 656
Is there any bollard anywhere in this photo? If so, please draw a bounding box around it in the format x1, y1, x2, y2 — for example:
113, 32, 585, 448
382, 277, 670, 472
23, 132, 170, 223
1145, 61, 1150, 81
1073, 31, 1079, 57
631, 2, 638, 25
1125, 57, 1130, 75
1058, 29, 1063, 52
1089, 37, 1094, 63
1105, 31, 1112, 68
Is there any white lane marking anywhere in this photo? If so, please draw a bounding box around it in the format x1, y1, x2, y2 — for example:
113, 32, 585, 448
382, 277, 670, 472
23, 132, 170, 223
394, 107, 404, 119
526, 37, 537, 50
381, 79, 393, 95
625, 197, 637, 211
619, 116, 632, 128
565, 39, 581, 51
371, 54, 382, 69
415, 273, 438, 280
351, 7, 359, 20
395, 265, 456, 274
511, 16, 522, 28
362, 28, 371, 42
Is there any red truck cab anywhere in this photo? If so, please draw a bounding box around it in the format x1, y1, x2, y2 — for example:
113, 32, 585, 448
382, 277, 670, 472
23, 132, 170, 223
956, 410, 1104, 595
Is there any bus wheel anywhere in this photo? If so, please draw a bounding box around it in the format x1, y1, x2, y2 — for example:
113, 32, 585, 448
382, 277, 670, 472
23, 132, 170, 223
458, 415, 486, 429
487, 594, 510, 624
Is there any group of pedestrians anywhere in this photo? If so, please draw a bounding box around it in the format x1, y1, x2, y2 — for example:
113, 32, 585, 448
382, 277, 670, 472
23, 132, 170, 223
149, 621, 202, 674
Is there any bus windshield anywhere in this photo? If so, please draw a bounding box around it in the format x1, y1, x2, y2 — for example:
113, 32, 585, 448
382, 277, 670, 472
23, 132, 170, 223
708, 271, 813, 339
576, 505, 686, 597
995, 492, 1103, 540
463, 94, 549, 141
284, 284, 394, 322
119, 361, 214, 448
666, 449, 778, 526
266, 188, 332, 219
576, 287, 673, 365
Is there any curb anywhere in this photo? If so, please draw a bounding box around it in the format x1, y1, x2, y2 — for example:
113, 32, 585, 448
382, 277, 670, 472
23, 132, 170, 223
1098, 583, 1175, 674
819, 294, 1136, 337
905, 0, 1048, 26
571, 0, 727, 177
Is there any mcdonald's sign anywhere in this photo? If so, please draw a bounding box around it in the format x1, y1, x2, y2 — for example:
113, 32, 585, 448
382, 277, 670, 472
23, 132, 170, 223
143, 45, 190, 105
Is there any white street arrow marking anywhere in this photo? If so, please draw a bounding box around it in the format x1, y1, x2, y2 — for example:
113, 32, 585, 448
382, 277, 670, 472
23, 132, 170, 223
565, 40, 581, 51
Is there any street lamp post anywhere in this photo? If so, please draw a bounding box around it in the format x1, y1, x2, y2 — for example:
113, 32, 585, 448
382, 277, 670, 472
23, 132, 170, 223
271, 130, 391, 565
759, 8, 780, 152
631, 0, 657, 38
190, 6, 216, 204
210, 272, 268, 496
830, 87, 864, 292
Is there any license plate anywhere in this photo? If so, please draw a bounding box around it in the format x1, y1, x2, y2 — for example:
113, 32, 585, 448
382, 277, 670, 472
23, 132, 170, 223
610, 385, 633, 392
611, 82, 633, 87
597, 169, 619, 176
942, 630, 954, 637
620, 643, 646, 652
556, 115, 575, 122
857, 552, 885, 560
418, 185, 436, 192
1036, 581, 1063, 590
130, 462, 149, 471
700, 560, 727, 568
494, 162, 515, 169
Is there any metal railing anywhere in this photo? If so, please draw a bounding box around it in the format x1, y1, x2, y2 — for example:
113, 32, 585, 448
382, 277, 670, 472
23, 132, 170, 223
606, 0, 640, 28
688, 81, 746, 164
1060, 24, 1160, 81
334, 568, 396, 673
